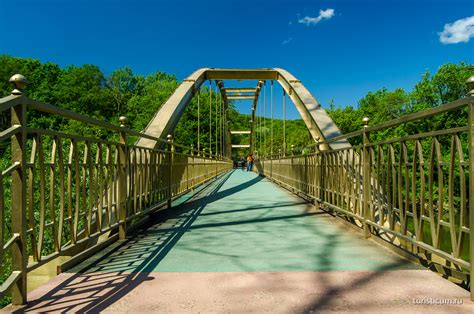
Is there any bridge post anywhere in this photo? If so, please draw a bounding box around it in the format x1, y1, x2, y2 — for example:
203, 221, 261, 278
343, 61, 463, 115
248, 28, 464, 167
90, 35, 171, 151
291, 145, 295, 192
466, 76, 474, 301
215, 151, 218, 179
314, 137, 321, 210
167, 135, 174, 209
118, 116, 128, 240
190, 144, 194, 190
362, 117, 371, 238
270, 152, 273, 180
9, 75, 28, 305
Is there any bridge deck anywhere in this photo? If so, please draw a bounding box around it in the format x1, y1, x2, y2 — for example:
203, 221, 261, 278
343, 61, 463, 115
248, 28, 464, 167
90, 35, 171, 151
6, 170, 473, 313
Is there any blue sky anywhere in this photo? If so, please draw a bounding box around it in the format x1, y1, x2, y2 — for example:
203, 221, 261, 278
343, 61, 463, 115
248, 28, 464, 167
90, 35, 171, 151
1, 0, 473, 119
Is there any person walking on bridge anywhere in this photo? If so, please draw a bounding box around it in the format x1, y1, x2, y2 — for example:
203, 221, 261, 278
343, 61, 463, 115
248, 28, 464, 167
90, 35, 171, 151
246, 153, 254, 172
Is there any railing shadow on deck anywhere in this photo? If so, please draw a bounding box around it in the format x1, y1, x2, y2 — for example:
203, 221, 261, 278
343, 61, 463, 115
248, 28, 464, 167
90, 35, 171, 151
11, 170, 276, 312
13, 169, 422, 312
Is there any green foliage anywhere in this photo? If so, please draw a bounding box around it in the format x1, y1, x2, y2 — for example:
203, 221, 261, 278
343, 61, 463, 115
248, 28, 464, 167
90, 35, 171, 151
328, 63, 473, 144
0, 55, 472, 307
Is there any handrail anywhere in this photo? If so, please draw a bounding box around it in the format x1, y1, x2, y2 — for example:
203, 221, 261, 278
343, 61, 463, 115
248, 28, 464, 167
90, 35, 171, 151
256, 87, 474, 301
292, 97, 472, 151
0, 89, 233, 305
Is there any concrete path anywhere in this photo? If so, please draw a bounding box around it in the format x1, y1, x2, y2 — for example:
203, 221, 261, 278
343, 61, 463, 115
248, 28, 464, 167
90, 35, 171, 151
5, 170, 473, 313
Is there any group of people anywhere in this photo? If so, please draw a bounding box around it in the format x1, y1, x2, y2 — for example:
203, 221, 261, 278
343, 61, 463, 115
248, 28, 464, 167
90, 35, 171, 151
234, 154, 254, 171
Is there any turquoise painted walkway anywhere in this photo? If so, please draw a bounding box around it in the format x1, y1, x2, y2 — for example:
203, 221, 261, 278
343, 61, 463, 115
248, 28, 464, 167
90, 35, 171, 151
10, 170, 474, 313
75, 169, 416, 274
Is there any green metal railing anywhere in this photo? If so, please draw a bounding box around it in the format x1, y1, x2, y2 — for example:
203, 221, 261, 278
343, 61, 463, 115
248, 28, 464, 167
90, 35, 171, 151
256, 83, 474, 300
0, 76, 232, 304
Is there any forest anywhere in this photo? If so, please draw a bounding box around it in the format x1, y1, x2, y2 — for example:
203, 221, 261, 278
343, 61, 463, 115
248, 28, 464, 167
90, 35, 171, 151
0, 55, 472, 307
1, 56, 472, 158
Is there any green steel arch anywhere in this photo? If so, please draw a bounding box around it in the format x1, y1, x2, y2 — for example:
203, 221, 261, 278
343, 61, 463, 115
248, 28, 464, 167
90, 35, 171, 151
137, 68, 350, 151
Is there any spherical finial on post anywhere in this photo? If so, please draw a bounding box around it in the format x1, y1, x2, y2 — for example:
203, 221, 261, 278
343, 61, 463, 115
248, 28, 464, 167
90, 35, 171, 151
466, 76, 474, 96
362, 117, 370, 128
167, 134, 173, 143
9, 74, 29, 95
119, 116, 128, 127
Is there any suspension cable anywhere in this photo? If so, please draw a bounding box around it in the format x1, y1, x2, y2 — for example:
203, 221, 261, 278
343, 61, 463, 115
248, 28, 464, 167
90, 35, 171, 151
219, 91, 223, 159
283, 89, 286, 156
255, 89, 262, 156
209, 80, 212, 156
215, 85, 218, 157
224, 106, 227, 158
263, 81, 266, 156
197, 89, 200, 154
271, 80, 274, 156
258, 87, 262, 157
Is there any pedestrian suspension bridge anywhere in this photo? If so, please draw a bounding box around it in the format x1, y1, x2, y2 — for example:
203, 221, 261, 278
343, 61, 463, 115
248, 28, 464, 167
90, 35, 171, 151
1, 69, 474, 312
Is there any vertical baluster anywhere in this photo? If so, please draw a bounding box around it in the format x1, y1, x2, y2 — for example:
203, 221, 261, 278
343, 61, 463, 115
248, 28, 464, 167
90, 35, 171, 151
144, 150, 149, 206
454, 135, 466, 259
389, 144, 397, 230
428, 138, 437, 247
377, 145, 383, 227
73, 138, 80, 241
67, 140, 75, 243
106, 144, 113, 227
138, 148, 143, 213
386, 144, 394, 230
167, 135, 174, 209
37, 135, 46, 259
118, 117, 128, 239
448, 136, 458, 256
362, 117, 371, 238
81, 142, 89, 237
28, 137, 38, 261
84, 142, 93, 235
190, 144, 195, 190
49, 137, 59, 251
352, 148, 357, 216
97, 143, 104, 232
400, 142, 409, 242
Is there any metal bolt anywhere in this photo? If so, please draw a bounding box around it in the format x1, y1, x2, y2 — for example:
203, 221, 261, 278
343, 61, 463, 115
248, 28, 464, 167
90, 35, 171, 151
9, 74, 29, 95
466, 76, 474, 96
119, 116, 128, 127
362, 117, 370, 127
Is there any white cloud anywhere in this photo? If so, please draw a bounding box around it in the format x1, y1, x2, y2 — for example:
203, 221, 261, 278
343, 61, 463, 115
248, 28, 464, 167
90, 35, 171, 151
298, 8, 335, 26
439, 16, 474, 44
282, 37, 293, 45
